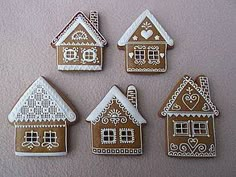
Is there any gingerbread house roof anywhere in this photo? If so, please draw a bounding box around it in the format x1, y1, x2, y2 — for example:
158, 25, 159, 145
159, 75, 219, 118
51, 11, 107, 47
86, 86, 146, 125
8, 77, 76, 123
118, 9, 174, 47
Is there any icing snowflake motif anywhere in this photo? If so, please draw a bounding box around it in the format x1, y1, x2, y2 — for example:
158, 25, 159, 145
132, 35, 138, 40
154, 35, 160, 40
141, 21, 152, 30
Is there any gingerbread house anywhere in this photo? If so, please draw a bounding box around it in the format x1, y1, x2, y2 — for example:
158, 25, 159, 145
8, 77, 76, 156
86, 85, 146, 155
159, 75, 219, 157
118, 9, 174, 73
51, 11, 107, 71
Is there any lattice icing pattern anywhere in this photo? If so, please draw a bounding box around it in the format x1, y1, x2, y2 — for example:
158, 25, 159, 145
16, 85, 66, 122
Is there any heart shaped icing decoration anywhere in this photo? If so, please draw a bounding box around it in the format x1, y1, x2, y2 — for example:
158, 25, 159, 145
141, 30, 153, 39
188, 138, 198, 149
171, 103, 181, 111
170, 143, 178, 151
182, 93, 200, 110
160, 53, 165, 58
202, 103, 210, 111
129, 52, 134, 58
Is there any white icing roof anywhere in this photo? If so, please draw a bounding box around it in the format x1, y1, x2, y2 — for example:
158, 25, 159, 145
51, 11, 107, 47
118, 9, 174, 46
8, 77, 76, 123
86, 86, 146, 124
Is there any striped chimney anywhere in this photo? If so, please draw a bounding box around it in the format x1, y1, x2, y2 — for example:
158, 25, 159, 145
126, 85, 138, 109
89, 11, 99, 30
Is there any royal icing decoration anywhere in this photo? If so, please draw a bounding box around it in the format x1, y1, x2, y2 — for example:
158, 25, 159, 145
51, 11, 107, 71
118, 9, 174, 73
8, 77, 76, 156
159, 75, 219, 157
86, 85, 146, 155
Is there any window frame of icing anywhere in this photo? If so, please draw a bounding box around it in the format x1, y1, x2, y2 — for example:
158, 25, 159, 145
82, 49, 97, 63
119, 128, 135, 144
63, 48, 79, 62
43, 131, 57, 143
101, 128, 117, 144
173, 120, 191, 137
191, 120, 209, 137
22, 130, 40, 149
41, 130, 60, 149
147, 48, 160, 65
134, 49, 145, 60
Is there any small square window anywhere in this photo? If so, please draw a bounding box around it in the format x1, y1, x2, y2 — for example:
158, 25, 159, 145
119, 128, 134, 144
134, 50, 145, 60
101, 128, 116, 144
148, 49, 160, 65
23, 131, 39, 143
43, 131, 58, 144
174, 121, 190, 136
192, 121, 208, 136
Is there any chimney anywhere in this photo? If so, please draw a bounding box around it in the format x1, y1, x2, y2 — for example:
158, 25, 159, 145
198, 76, 211, 100
126, 85, 138, 109
89, 11, 99, 30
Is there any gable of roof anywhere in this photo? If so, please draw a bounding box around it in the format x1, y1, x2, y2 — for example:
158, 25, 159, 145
86, 86, 146, 125
159, 75, 219, 118
51, 11, 107, 47
8, 77, 76, 123
118, 9, 174, 47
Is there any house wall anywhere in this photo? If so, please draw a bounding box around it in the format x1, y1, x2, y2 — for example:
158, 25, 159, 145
57, 45, 103, 66
126, 43, 167, 72
91, 120, 142, 149
167, 115, 216, 155
14, 121, 67, 153
90, 99, 143, 149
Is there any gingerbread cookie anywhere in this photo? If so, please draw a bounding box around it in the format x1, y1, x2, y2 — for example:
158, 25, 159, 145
118, 9, 174, 73
159, 75, 219, 157
86, 85, 146, 155
8, 77, 76, 156
51, 11, 107, 71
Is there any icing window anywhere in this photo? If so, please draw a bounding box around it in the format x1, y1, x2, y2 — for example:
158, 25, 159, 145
63, 48, 79, 62
148, 49, 160, 65
42, 131, 59, 148
83, 49, 96, 61
22, 130, 40, 149
65, 50, 76, 59
192, 121, 209, 136
43, 131, 57, 143
101, 128, 116, 144
134, 50, 145, 60
24, 131, 39, 144
119, 128, 134, 144
173, 121, 190, 136
134, 49, 146, 65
